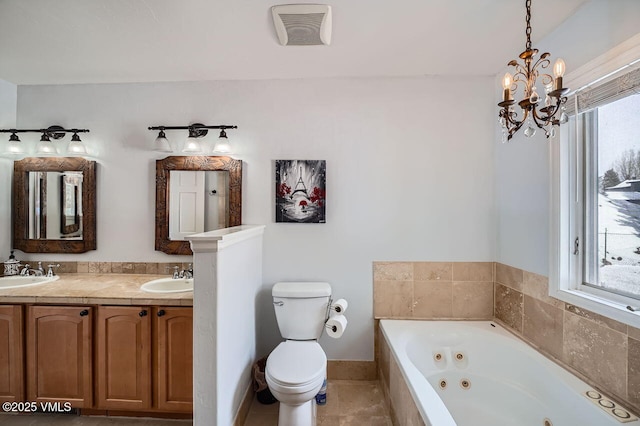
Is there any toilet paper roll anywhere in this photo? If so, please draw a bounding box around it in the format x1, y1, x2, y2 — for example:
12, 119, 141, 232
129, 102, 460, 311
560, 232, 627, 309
333, 298, 348, 314
325, 314, 348, 339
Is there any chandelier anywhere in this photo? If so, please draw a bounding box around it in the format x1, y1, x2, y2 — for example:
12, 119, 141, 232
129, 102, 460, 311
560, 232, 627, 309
498, 0, 569, 141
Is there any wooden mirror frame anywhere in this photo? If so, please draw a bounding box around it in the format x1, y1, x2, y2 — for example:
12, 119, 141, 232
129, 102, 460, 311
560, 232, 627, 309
13, 157, 97, 253
155, 156, 242, 255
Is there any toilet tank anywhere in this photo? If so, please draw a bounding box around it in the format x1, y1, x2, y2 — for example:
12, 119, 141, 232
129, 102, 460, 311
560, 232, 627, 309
272, 282, 331, 340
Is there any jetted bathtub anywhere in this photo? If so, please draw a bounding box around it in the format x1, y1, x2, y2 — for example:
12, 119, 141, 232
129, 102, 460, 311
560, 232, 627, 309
380, 320, 638, 426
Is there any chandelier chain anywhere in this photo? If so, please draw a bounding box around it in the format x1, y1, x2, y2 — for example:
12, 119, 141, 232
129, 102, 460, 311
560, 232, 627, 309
525, 0, 532, 51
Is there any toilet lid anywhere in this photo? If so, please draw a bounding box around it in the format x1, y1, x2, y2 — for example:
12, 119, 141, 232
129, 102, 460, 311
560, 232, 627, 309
266, 341, 326, 387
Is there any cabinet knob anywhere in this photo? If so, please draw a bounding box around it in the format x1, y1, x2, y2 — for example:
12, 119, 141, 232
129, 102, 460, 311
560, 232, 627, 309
79, 309, 89, 317
139, 310, 148, 317
157, 309, 166, 317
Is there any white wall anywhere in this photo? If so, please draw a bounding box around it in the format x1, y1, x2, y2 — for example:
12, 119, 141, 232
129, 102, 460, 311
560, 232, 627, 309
495, 0, 640, 276
189, 226, 264, 426
0, 78, 17, 263
16, 75, 495, 360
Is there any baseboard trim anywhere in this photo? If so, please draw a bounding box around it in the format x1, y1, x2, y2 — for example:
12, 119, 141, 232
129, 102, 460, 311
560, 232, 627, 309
327, 360, 377, 381
233, 382, 254, 426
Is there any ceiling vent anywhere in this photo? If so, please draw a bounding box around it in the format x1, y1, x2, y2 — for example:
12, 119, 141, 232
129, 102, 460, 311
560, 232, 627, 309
271, 4, 332, 46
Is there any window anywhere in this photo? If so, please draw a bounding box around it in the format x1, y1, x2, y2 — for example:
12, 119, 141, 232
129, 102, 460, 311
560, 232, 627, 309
550, 42, 640, 327
581, 95, 640, 301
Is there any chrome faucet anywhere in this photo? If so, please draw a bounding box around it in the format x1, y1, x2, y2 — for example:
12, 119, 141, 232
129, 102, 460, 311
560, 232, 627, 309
183, 264, 193, 279
170, 264, 193, 279
46, 264, 60, 277
35, 262, 45, 277
19, 264, 31, 276
19, 262, 45, 277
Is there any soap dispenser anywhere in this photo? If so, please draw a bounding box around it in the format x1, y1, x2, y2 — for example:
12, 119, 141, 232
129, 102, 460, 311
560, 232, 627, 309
3, 250, 21, 276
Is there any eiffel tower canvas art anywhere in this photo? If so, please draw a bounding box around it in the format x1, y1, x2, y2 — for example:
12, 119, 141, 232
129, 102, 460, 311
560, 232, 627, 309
275, 160, 326, 223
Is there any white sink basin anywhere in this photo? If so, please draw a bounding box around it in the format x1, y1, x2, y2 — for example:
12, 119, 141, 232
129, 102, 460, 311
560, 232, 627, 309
0, 275, 60, 289
141, 277, 193, 293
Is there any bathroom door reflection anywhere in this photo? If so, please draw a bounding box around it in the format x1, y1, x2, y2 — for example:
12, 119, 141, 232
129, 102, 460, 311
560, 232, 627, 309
168, 170, 229, 240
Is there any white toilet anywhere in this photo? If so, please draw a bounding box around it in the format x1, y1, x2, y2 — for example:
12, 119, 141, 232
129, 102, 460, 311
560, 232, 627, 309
265, 282, 331, 426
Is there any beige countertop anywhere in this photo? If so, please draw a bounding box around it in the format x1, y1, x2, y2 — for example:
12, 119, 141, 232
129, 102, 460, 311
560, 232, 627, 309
0, 273, 193, 306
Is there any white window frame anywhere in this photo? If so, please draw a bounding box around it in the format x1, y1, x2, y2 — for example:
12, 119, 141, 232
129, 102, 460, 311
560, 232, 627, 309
549, 33, 640, 328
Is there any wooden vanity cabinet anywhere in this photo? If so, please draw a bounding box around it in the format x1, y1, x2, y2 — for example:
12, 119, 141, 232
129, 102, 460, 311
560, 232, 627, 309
96, 306, 192, 412
10, 303, 191, 414
0, 305, 24, 403
154, 307, 193, 412
26, 305, 93, 407
96, 306, 152, 410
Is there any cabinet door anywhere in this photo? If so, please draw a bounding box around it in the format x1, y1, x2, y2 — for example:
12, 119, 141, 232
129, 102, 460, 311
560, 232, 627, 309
26, 305, 92, 407
97, 306, 151, 410
154, 307, 193, 412
0, 305, 24, 402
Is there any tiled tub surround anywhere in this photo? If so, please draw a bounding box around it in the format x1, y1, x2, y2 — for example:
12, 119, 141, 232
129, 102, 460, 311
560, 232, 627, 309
494, 262, 640, 417
373, 262, 495, 320
0, 273, 193, 305
373, 261, 640, 422
377, 323, 426, 426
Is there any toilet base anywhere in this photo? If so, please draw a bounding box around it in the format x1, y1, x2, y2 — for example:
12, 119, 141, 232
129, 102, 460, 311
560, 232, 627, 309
278, 399, 317, 426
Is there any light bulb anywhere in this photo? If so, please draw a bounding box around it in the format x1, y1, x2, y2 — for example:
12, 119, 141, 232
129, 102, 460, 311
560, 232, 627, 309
212, 129, 233, 154
553, 59, 566, 78
67, 133, 87, 155
154, 130, 172, 152
502, 73, 513, 90
6, 133, 24, 155
36, 134, 58, 155
553, 58, 566, 92
502, 73, 513, 102
182, 136, 203, 154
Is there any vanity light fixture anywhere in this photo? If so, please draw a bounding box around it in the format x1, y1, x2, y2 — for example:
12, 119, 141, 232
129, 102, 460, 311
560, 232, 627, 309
183, 127, 205, 154
36, 133, 57, 155
6, 133, 24, 155
154, 129, 172, 152
497, 0, 569, 141
0, 126, 90, 156
67, 133, 88, 155
148, 123, 238, 154
212, 129, 233, 154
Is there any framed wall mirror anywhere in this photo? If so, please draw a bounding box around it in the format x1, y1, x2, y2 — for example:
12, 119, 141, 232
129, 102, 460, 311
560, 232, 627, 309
155, 156, 242, 255
13, 157, 97, 253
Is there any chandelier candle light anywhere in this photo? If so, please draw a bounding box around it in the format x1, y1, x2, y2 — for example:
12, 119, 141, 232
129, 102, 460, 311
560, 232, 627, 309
498, 0, 569, 141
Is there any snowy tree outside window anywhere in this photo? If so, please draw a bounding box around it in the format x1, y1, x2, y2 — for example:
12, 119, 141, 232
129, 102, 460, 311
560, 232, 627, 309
586, 95, 640, 299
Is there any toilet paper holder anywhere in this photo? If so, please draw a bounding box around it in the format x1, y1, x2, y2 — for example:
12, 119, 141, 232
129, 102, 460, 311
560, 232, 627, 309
323, 298, 349, 333
323, 297, 339, 330
325, 322, 338, 332
323, 311, 348, 338
330, 298, 348, 313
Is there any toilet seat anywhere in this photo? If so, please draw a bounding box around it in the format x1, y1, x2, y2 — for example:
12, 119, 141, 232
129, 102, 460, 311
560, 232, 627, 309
266, 341, 326, 394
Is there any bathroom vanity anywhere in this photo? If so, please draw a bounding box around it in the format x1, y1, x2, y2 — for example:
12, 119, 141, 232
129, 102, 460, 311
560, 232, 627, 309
0, 274, 193, 417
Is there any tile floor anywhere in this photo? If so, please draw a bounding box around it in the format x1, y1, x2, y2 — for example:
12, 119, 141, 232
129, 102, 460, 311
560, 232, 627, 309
0, 380, 390, 426
244, 380, 392, 426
